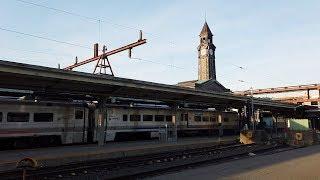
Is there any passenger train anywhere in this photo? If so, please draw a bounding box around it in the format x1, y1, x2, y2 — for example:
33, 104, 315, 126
0, 98, 240, 148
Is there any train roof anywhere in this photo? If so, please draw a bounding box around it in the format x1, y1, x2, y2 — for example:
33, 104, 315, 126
0, 97, 85, 107
106, 103, 238, 113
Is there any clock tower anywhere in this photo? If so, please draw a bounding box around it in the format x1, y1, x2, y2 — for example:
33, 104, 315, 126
177, 21, 229, 92
198, 21, 216, 81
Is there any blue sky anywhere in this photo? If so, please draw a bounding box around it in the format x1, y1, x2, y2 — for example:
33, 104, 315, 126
1, 0, 319, 91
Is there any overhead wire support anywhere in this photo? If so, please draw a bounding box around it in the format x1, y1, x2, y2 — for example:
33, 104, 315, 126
64, 31, 146, 76
93, 45, 114, 75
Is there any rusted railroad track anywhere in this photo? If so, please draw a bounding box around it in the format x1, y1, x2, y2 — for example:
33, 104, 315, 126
0, 143, 283, 180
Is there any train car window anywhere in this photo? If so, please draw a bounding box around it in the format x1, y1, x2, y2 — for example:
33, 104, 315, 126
75, 110, 84, 119
224, 118, 229, 122
143, 115, 153, 121
181, 114, 188, 121
34, 113, 53, 122
130, 115, 141, 121
184, 114, 188, 121
194, 115, 201, 122
123, 114, 128, 121
165, 115, 172, 122
210, 116, 216, 122
7, 112, 29, 122
202, 116, 209, 122
155, 115, 164, 122
0, 112, 2, 122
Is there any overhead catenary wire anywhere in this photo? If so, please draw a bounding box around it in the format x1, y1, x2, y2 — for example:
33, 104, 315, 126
1, 46, 74, 58
130, 57, 249, 85
15, 0, 100, 22
130, 57, 185, 69
236, 67, 297, 90
0, 27, 92, 50
15, 0, 176, 45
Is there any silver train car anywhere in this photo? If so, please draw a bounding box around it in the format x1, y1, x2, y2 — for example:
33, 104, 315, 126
0, 99, 239, 148
0, 99, 89, 148
105, 106, 239, 141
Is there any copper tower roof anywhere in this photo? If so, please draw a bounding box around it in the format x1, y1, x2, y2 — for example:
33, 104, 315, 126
200, 21, 213, 36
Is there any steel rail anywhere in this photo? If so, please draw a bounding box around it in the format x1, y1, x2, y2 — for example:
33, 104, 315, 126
0, 143, 283, 180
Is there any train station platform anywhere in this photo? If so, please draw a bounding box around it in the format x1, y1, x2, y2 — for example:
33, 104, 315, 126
149, 144, 320, 180
0, 136, 237, 173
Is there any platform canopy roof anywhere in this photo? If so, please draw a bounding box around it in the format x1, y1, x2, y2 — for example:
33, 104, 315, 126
0, 60, 297, 111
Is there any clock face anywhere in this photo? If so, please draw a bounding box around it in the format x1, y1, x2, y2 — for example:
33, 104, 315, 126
200, 49, 207, 55
209, 49, 213, 55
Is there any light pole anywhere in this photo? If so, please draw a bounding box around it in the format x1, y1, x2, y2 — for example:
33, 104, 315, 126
238, 80, 255, 131
250, 87, 255, 131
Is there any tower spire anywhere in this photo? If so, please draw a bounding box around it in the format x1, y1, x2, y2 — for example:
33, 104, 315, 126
200, 21, 213, 37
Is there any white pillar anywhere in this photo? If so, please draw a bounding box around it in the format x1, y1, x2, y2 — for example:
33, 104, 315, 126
218, 114, 223, 137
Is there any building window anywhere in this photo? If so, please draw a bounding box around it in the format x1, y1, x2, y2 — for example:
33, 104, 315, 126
311, 101, 318, 105
34, 113, 53, 122
143, 115, 153, 121
7, 112, 29, 122
166, 115, 172, 122
130, 115, 141, 121
0, 112, 2, 122
210, 116, 216, 122
155, 115, 164, 122
224, 118, 229, 122
202, 116, 209, 122
75, 110, 84, 119
122, 114, 128, 121
194, 115, 201, 122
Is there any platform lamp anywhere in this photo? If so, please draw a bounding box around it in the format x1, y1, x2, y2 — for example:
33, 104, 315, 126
238, 80, 255, 131
250, 87, 255, 131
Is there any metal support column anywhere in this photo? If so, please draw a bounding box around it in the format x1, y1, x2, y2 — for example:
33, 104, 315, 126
97, 98, 106, 146
171, 104, 178, 142
275, 115, 278, 137
254, 109, 260, 129
238, 108, 243, 133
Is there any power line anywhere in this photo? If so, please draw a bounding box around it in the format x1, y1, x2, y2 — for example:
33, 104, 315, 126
0, 26, 92, 49
130, 57, 186, 69
15, 0, 176, 45
130, 57, 245, 83
236, 65, 295, 87
16, 0, 100, 22
0, 57, 52, 64
1, 46, 74, 58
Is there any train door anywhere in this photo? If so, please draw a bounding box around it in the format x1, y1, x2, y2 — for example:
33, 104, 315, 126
87, 108, 95, 143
